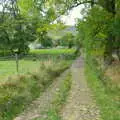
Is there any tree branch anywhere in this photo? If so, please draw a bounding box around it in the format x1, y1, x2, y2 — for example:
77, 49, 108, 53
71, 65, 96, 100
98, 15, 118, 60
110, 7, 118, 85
69, 0, 98, 9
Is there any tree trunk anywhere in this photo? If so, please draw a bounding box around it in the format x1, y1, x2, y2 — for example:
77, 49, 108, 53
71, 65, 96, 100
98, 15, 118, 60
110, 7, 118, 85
116, 49, 120, 61
103, 0, 116, 65
91, 0, 95, 7
104, 37, 114, 65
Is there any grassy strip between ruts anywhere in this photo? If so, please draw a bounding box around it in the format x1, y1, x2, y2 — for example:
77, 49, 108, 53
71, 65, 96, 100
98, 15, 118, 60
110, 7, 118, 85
46, 72, 72, 120
0, 60, 72, 120
85, 63, 120, 120
34, 72, 72, 120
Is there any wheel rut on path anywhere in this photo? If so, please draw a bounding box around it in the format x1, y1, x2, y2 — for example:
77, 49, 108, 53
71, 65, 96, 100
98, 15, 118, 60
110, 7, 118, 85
60, 57, 101, 120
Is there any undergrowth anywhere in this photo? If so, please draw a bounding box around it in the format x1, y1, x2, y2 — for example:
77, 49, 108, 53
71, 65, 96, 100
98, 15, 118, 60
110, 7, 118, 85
85, 57, 120, 120
46, 72, 72, 120
0, 60, 72, 120
35, 72, 72, 120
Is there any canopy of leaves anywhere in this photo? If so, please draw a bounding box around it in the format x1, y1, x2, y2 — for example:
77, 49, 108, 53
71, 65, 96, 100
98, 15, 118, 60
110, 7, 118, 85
0, 0, 65, 54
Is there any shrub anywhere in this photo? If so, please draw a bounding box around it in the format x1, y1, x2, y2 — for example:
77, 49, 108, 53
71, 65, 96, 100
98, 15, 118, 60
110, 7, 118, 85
0, 60, 71, 120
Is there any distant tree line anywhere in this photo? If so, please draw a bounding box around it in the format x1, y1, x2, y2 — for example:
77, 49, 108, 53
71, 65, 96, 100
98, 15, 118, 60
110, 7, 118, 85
1, 0, 119, 65
0, 0, 62, 55
56, 33, 75, 48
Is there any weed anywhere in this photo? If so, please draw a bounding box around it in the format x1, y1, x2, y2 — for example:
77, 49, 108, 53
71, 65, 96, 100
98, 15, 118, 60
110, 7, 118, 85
45, 72, 72, 120
0, 60, 72, 120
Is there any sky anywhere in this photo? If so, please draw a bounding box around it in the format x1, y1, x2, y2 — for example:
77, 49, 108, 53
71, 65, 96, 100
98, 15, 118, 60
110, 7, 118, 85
0, 3, 84, 26
61, 5, 84, 25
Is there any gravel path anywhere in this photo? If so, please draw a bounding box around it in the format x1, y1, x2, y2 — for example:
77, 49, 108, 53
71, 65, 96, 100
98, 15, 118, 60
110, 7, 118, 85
60, 57, 101, 120
14, 70, 70, 120
14, 57, 101, 120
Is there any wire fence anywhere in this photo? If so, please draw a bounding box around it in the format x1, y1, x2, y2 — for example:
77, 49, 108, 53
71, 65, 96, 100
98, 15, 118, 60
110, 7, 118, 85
0, 53, 76, 74
0, 53, 75, 60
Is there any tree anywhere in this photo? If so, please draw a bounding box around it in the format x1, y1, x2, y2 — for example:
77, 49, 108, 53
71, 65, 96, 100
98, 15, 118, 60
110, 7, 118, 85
0, 0, 119, 62
0, 0, 36, 54
49, 0, 118, 64
55, 0, 119, 64
37, 30, 53, 47
59, 33, 75, 48
0, 0, 57, 54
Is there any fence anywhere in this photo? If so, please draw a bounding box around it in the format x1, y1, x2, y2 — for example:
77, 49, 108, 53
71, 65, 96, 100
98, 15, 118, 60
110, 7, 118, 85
0, 53, 76, 74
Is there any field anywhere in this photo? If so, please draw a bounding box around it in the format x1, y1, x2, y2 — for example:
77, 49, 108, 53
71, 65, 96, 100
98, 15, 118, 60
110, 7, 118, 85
0, 60, 41, 82
0, 48, 76, 120
30, 48, 75, 55
0, 49, 75, 83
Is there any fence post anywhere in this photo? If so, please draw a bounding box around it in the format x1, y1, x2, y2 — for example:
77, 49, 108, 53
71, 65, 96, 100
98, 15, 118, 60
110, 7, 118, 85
15, 53, 19, 73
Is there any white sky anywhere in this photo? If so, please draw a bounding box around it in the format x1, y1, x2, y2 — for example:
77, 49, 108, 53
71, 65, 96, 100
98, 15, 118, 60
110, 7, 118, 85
0, 3, 84, 26
61, 5, 84, 25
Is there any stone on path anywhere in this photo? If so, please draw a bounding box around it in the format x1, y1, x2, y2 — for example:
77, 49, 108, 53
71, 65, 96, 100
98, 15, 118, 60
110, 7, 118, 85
60, 57, 101, 120
14, 70, 69, 120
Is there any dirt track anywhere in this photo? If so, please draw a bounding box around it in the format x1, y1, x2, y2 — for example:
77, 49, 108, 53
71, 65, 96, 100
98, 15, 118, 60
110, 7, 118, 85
14, 57, 101, 120
14, 70, 69, 120
60, 57, 101, 120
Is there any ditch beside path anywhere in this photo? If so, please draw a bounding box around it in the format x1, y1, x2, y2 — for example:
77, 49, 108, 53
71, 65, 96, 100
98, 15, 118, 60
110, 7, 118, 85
60, 57, 101, 120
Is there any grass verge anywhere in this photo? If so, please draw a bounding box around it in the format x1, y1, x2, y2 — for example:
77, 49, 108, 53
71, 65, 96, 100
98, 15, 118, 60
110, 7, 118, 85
0, 60, 72, 120
85, 63, 120, 120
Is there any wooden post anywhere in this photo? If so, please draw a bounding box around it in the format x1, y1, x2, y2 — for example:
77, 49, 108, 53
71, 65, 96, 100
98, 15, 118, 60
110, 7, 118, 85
15, 53, 19, 73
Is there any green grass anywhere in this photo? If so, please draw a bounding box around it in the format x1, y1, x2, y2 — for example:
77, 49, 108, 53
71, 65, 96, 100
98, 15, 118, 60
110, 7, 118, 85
85, 63, 120, 120
34, 72, 72, 120
0, 48, 76, 57
0, 60, 42, 82
0, 49, 75, 120
0, 60, 72, 120
30, 48, 75, 55
45, 72, 72, 120
0, 49, 76, 83
29, 49, 76, 61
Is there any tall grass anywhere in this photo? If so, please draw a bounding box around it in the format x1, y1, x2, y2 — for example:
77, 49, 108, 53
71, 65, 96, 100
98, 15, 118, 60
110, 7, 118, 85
85, 58, 120, 120
0, 60, 42, 82
47, 72, 72, 120
0, 60, 72, 120
0, 49, 76, 81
